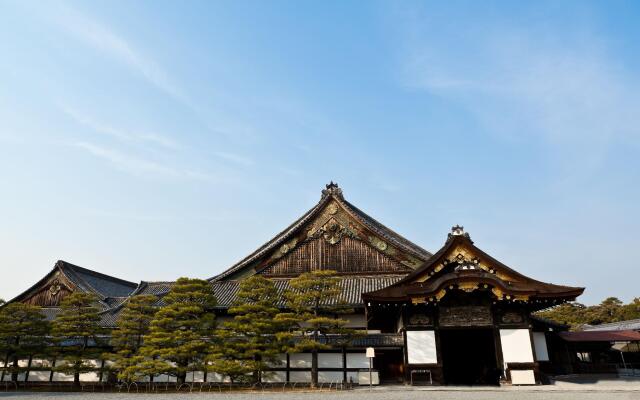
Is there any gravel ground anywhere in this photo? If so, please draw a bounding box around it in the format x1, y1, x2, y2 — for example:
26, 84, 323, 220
0, 391, 639, 400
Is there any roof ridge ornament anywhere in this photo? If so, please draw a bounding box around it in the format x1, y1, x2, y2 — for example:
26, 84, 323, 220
321, 181, 343, 199
448, 224, 472, 241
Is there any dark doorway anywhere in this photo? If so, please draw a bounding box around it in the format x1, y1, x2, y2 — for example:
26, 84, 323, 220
440, 328, 499, 385
373, 349, 404, 383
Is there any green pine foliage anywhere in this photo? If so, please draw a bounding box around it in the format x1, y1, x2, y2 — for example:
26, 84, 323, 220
139, 278, 216, 384
107, 294, 157, 382
281, 270, 357, 387
209, 275, 292, 384
537, 297, 640, 329
51, 292, 105, 385
0, 303, 49, 382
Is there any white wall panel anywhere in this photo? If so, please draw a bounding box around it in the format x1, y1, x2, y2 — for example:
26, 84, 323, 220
510, 369, 536, 385
406, 330, 437, 364
500, 329, 534, 363
30, 359, 52, 368
186, 371, 205, 382
289, 371, 311, 382
346, 371, 358, 383
263, 371, 286, 383
289, 353, 312, 368
267, 353, 287, 367
346, 353, 368, 369
532, 332, 549, 361
206, 372, 230, 383
78, 372, 100, 382
344, 314, 367, 328
318, 371, 343, 383
51, 373, 74, 382
27, 371, 51, 382
318, 353, 342, 368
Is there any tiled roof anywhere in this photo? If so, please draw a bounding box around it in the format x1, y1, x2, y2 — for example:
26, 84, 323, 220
8, 260, 137, 312
59, 261, 137, 298
583, 319, 640, 332
560, 330, 640, 342
95, 275, 404, 327
212, 275, 404, 308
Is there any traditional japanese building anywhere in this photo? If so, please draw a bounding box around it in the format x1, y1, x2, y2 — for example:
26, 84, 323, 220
3, 183, 585, 385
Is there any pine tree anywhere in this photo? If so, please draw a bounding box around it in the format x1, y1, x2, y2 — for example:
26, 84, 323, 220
0, 303, 50, 382
51, 292, 104, 386
282, 270, 355, 388
139, 278, 216, 384
209, 275, 292, 384
107, 295, 157, 382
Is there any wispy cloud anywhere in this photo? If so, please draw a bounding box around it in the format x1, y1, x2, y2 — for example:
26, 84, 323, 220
44, 3, 188, 106
73, 141, 214, 181
60, 104, 180, 150
391, 5, 640, 175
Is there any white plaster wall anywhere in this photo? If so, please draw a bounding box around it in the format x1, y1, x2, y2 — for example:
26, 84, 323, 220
532, 332, 549, 361
346, 371, 358, 383
318, 371, 343, 383
318, 353, 342, 368
27, 371, 51, 382
344, 314, 367, 328
78, 372, 100, 382
267, 353, 287, 367
406, 330, 437, 364
346, 353, 368, 369
500, 329, 534, 363
206, 372, 230, 383
154, 374, 177, 383
186, 371, 205, 382
510, 369, 536, 385
289, 353, 312, 368
51, 372, 74, 382
289, 371, 311, 382
263, 371, 286, 383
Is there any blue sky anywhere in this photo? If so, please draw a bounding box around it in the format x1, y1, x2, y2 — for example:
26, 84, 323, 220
1, 1, 638, 304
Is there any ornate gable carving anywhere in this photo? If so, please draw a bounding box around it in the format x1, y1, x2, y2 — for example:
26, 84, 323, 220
261, 236, 412, 276
416, 244, 515, 284
22, 272, 74, 307
262, 199, 424, 273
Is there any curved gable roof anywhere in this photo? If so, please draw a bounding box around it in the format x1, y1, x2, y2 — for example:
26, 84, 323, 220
209, 183, 432, 282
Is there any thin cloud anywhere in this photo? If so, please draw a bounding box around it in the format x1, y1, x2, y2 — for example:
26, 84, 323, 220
60, 104, 180, 150
73, 141, 213, 181
45, 3, 188, 106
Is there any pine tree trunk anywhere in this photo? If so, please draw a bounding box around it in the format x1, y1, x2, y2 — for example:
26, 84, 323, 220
10, 358, 18, 382
74, 372, 80, 386
177, 372, 186, 385
311, 349, 318, 388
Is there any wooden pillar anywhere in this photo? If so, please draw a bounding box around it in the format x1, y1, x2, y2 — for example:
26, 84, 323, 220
342, 348, 347, 383
492, 306, 505, 383
286, 353, 290, 383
